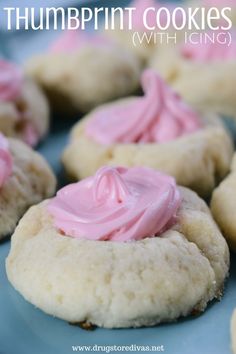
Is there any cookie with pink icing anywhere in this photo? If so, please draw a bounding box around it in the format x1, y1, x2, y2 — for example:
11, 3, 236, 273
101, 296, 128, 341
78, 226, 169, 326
190, 0, 236, 12
150, 29, 236, 121
62, 69, 233, 198
0, 134, 56, 240
0, 61, 23, 102
50, 30, 114, 54
204, 0, 235, 5
6, 165, 229, 328
26, 30, 141, 115
181, 30, 236, 62
0, 133, 13, 189
189, 0, 236, 26
0, 59, 49, 147
105, 0, 184, 64
127, 0, 183, 32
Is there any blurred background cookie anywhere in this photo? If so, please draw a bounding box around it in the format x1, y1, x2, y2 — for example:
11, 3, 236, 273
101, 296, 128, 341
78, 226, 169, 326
26, 30, 141, 116
106, 0, 184, 65
0, 59, 49, 147
149, 29, 236, 121
211, 154, 236, 251
0, 133, 56, 241
187, 0, 236, 26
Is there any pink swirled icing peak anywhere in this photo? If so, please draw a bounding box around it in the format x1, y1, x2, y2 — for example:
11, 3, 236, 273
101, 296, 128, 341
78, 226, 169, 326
47, 166, 181, 242
181, 30, 236, 62
0, 60, 23, 102
51, 30, 113, 53
0, 134, 13, 188
86, 69, 202, 144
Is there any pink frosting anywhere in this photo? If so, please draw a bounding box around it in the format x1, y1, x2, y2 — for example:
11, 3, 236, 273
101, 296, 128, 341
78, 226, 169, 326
0, 60, 23, 102
51, 30, 113, 53
0, 60, 39, 147
129, 0, 157, 30
128, 0, 183, 31
0, 134, 13, 188
48, 166, 181, 242
22, 123, 39, 147
203, 0, 235, 6
86, 69, 201, 144
181, 30, 236, 62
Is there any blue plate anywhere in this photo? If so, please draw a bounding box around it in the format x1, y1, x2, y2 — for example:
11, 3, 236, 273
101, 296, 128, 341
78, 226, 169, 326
0, 1, 235, 353
1, 218, 236, 354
